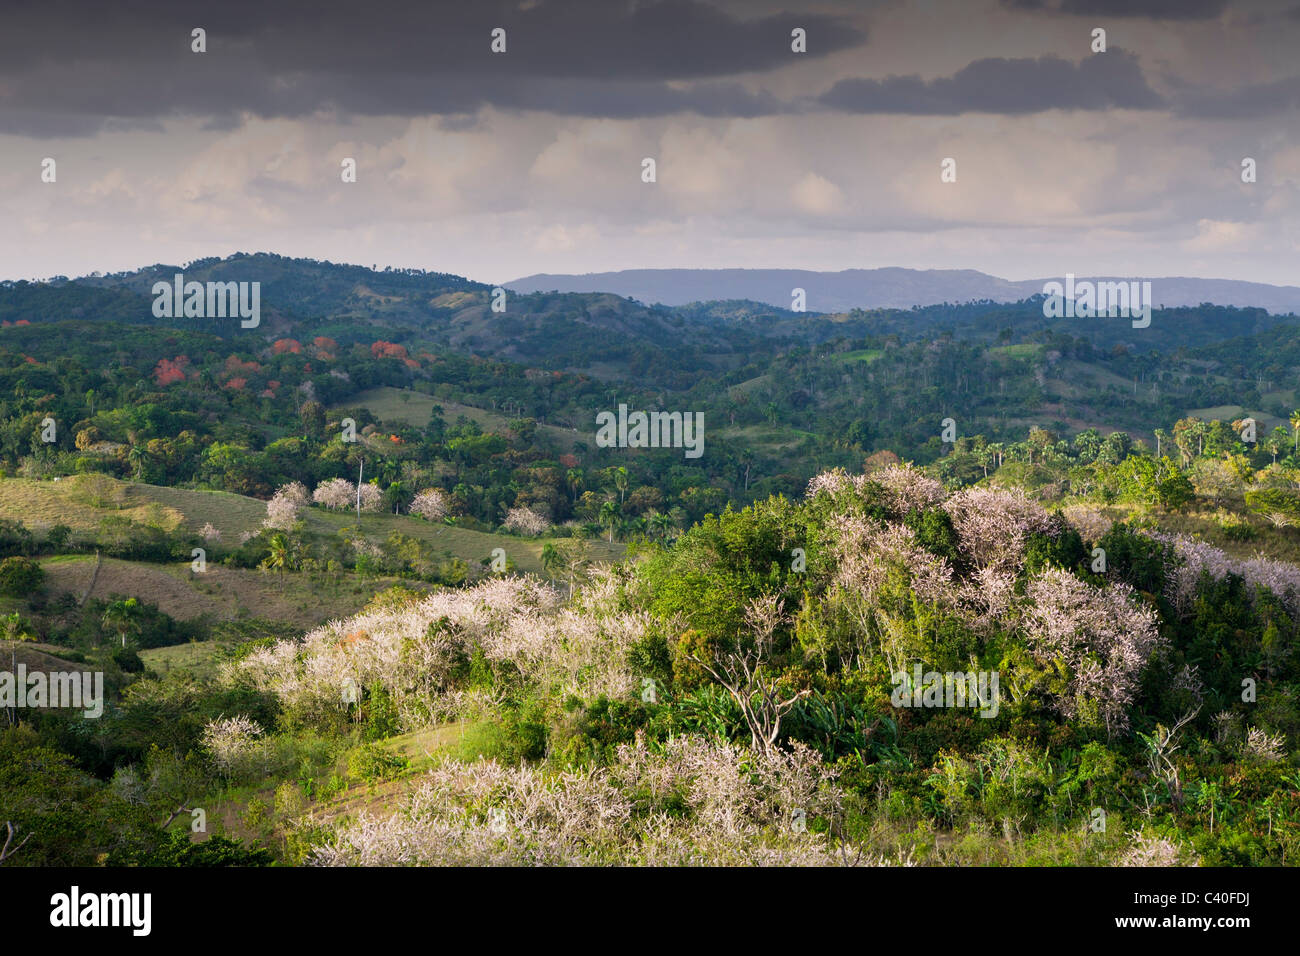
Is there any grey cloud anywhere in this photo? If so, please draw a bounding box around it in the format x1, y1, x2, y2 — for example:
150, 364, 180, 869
999, 0, 1231, 17
0, 0, 860, 134
820, 51, 1165, 114
1057, 0, 1229, 17
1175, 74, 1300, 117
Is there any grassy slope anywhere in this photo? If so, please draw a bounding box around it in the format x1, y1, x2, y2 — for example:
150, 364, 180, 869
38, 555, 393, 629
0, 476, 624, 576
337, 386, 589, 451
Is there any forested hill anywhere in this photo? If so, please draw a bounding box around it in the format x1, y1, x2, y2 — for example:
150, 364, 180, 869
2, 256, 1300, 480
3, 254, 1296, 374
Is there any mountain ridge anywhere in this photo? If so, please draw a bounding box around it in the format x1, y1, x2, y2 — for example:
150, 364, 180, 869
506, 267, 1300, 315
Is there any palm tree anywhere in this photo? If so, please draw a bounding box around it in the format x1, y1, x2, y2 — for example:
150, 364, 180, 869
1291, 409, 1300, 455
613, 466, 628, 506
101, 598, 141, 648
646, 510, 675, 541
598, 500, 620, 543
127, 444, 148, 480
261, 533, 290, 589
540, 542, 563, 579
565, 468, 584, 504
738, 449, 754, 490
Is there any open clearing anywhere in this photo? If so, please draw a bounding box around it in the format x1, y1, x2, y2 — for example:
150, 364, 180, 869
0, 475, 624, 577
336, 386, 589, 451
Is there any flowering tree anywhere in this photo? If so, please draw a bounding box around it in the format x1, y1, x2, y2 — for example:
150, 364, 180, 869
201, 715, 266, 781
1148, 531, 1300, 618
313, 478, 355, 510
503, 506, 550, 536
868, 463, 946, 516
410, 488, 450, 522
943, 487, 1053, 572
357, 482, 384, 513
1023, 568, 1164, 736
308, 735, 855, 867
153, 356, 188, 386
264, 481, 309, 530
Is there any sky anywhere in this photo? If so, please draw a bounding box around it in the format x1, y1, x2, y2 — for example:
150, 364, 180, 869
1, 0, 1298, 285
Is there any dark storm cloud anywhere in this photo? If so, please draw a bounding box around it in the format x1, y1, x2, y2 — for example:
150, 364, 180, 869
819, 51, 1164, 114
0, 0, 860, 135
999, 0, 1231, 17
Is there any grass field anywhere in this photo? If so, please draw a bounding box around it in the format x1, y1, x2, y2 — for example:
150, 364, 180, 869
833, 348, 885, 364
337, 386, 588, 451
1185, 405, 1286, 432
0, 475, 623, 574
138, 640, 234, 681
715, 422, 814, 454
38, 554, 396, 628
0, 640, 92, 674
0, 476, 189, 533
990, 343, 1043, 361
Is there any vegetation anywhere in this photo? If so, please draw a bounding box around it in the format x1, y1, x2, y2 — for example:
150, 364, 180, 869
1, 256, 1298, 867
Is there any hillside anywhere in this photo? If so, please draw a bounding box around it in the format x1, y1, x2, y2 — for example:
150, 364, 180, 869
508, 267, 1300, 314
1, 254, 1298, 876
0, 476, 624, 577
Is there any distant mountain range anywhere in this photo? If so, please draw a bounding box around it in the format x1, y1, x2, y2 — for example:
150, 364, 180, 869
506, 268, 1300, 315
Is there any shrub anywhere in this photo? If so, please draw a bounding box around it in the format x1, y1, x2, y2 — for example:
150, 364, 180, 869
346, 743, 408, 783
0, 556, 44, 597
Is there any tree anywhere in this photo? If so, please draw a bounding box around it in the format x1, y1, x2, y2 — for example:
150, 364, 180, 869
3, 612, 36, 645
264, 481, 308, 531
102, 597, 142, 648
599, 500, 620, 543
685, 595, 808, 754
1, 820, 31, 863
540, 542, 563, 578
410, 488, 449, 521
0, 557, 44, 597
300, 400, 326, 438
1291, 409, 1300, 455
1024, 569, 1165, 737
565, 468, 584, 504
503, 506, 550, 536
1266, 427, 1285, 465
313, 478, 355, 510
1114, 456, 1193, 511
261, 533, 290, 589
646, 510, 675, 541
357, 483, 384, 514
127, 444, 148, 480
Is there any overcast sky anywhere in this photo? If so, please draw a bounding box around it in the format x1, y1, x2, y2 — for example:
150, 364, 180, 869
1, 0, 1297, 285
